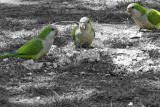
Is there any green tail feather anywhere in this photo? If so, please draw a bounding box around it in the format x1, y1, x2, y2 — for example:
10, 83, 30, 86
0, 53, 39, 60
0, 53, 13, 58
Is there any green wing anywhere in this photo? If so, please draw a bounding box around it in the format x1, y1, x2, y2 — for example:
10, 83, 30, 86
91, 27, 95, 38
16, 38, 43, 55
147, 9, 160, 25
72, 26, 78, 41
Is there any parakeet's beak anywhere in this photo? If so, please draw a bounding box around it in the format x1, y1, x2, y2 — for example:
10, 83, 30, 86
81, 23, 86, 30
127, 9, 131, 14
56, 29, 58, 35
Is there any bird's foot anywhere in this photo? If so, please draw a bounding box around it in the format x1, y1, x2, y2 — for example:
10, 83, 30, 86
152, 29, 157, 33
81, 44, 90, 48
88, 46, 94, 49
75, 44, 82, 51
75, 43, 81, 48
138, 28, 146, 32
139, 28, 142, 32
75, 43, 90, 48
139, 28, 157, 33
81, 44, 95, 49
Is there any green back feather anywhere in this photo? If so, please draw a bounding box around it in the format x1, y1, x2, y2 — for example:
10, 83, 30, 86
0, 53, 41, 60
16, 38, 43, 55
147, 9, 160, 25
89, 19, 95, 38
16, 26, 52, 55
0, 53, 12, 58
0, 26, 54, 60
133, 3, 160, 26
72, 26, 78, 41
91, 27, 95, 37
134, 3, 146, 16
38, 26, 52, 40
88, 19, 92, 26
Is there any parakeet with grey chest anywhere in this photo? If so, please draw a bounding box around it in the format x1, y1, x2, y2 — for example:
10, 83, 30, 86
127, 3, 160, 32
0, 25, 58, 60
72, 17, 95, 48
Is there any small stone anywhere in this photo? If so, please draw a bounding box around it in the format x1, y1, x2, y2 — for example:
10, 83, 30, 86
45, 62, 52, 66
77, 50, 100, 62
6, 67, 10, 69
36, 96, 41, 100
22, 60, 43, 70
44, 70, 47, 72
126, 46, 129, 49
27, 72, 33, 75
53, 63, 58, 68
48, 72, 56, 76
80, 72, 85, 75
128, 102, 133, 106
35, 63, 43, 69
3, 58, 8, 62
49, 66, 53, 69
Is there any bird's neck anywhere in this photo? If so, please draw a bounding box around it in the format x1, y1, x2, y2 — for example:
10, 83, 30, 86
132, 8, 146, 20
38, 30, 51, 40
45, 31, 55, 40
135, 6, 146, 16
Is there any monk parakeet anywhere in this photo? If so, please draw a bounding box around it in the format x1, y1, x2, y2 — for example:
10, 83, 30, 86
0, 25, 58, 60
127, 3, 160, 31
72, 17, 95, 48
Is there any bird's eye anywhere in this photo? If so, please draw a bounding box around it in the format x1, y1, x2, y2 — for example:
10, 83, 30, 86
51, 28, 55, 31
131, 6, 134, 9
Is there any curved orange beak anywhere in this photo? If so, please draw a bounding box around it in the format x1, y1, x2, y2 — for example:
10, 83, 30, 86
127, 9, 131, 14
56, 29, 58, 36
81, 23, 86, 30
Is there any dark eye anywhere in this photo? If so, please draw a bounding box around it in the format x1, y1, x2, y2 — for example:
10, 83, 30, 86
51, 28, 55, 31
131, 6, 134, 9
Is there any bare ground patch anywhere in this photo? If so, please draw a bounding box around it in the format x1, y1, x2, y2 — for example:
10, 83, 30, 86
1, 0, 160, 107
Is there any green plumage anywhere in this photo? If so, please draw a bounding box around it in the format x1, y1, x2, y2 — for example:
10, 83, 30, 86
72, 17, 95, 47
0, 53, 13, 58
72, 26, 78, 41
127, 3, 160, 30
147, 9, 160, 25
16, 38, 43, 56
133, 3, 146, 16
91, 27, 95, 38
0, 25, 57, 60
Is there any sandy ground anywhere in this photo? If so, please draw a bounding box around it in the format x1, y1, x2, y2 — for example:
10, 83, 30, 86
0, 0, 40, 5
1, 0, 160, 107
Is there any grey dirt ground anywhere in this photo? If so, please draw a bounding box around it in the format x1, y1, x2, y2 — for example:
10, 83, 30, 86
1, 0, 160, 107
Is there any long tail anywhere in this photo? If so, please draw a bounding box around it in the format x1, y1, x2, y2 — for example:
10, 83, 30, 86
0, 53, 13, 58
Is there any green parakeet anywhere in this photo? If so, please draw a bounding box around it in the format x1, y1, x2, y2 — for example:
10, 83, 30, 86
72, 17, 95, 48
127, 3, 160, 31
0, 25, 58, 60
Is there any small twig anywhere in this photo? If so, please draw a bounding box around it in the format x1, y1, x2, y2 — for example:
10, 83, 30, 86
50, 88, 60, 102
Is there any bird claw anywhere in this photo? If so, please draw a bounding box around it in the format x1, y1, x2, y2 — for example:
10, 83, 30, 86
81, 44, 90, 48
75, 43, 93, 49
152, 29, 157, 33
138, 28, 146, 32
139, 28, 142, 32
139, 28, 157, 33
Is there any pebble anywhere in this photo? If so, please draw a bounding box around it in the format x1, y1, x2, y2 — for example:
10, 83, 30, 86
3, 58, 8, 62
